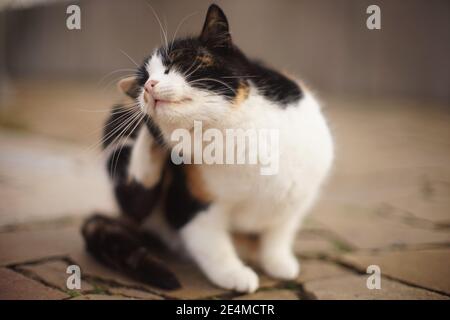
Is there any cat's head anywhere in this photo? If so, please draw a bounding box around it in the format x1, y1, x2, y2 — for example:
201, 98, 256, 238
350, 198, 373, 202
118, 4, 250, 131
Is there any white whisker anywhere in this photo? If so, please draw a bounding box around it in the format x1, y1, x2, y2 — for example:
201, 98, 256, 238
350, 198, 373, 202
184, 61, 203, 79
111, 113, 145, 178
189, 78, 237, 94
118, 49, 139, 67
144, 1, 169, 56
99, 73, 137, 93
85, 109, 141, 153
97, 68, 137, 86
170, 11, 198, 52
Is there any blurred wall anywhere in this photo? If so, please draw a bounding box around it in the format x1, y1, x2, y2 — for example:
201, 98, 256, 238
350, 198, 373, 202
2, 0, 450, 103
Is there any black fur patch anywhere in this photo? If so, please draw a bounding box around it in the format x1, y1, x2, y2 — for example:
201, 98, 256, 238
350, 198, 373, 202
136, 62, 150, 87
130, 5, 302, 108
106, 145, 132, 181
115, 180, 163, 223
106, 145, 163, 223
143, 114, 166, 147
249, 61, 303, 106
81, 214, 180, 289
156, 38, 241, 101
102, 104, 142, 149
164, 162, 210, 230
103, 105, 165, 148
151, 36, 302, 106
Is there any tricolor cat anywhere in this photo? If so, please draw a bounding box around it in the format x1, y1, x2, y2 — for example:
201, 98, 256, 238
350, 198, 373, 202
82, 4, 334, 293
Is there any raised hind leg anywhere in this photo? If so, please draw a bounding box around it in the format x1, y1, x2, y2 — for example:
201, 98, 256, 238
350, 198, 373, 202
81, 214, 180, 289
106, 123, 166, 223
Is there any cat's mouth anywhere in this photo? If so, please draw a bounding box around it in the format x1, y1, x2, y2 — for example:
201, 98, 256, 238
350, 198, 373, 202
143, 91, 191, 106
154, 97, 192, 107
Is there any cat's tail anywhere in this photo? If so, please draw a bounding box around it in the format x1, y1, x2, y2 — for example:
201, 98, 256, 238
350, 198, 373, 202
81, 213, 181, 290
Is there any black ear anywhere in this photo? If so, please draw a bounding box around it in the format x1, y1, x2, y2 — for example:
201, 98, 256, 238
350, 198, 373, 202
200, 4, 231, 48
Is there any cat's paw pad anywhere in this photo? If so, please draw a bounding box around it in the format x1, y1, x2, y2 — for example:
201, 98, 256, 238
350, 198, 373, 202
262, 253, 300, 280
211, 265, 259, 293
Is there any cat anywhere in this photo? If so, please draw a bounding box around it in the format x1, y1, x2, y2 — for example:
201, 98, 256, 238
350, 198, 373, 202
82, 4, 334, 293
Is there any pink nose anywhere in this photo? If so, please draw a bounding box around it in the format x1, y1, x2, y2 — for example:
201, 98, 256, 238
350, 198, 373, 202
144, 79, 159, 92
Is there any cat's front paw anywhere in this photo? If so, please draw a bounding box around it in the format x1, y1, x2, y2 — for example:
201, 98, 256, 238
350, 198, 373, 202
209, 265, 259, 293
262, 253, 300, 280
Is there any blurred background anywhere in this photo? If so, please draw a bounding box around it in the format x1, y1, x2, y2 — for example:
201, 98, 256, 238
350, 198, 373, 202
2, 0, 450, 102
0, 0, 449, 300
0, 0, 448, 227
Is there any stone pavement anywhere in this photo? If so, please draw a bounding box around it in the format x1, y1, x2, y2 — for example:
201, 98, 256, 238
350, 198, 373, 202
0, 91, 449, 299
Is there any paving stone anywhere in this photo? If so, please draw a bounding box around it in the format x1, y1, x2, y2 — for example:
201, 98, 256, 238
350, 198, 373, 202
0, 227, 83, 266
17, 259, 94, 293
296, 260, 351, 284
311, 203, 450, 250
326, 102, 450, 183
323, 168, 449, 209
341, 248, 450, 294
304, 274, 448, 300
1, 98, 448, 300
0, 267, 68, 300
108, 287, 163, 300
70, 231, 307, 298
71, 294, 133, 300
164, 255, 229, 299
234, 289, 299, 300
70, 249, 227, 299
233, 231, 347, 288
300, 216, 328, 231
375, 203, 449, 230
69, 249, 151, 289
0, 129, 116, 226
0, 215, 83, 233
387, 183, 450, 224
258, 274, 281, 289
233, 233, 259, 263
294, 231, 348, 257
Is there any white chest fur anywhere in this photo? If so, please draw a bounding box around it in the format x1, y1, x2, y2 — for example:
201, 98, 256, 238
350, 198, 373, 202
195, 90, 334, 232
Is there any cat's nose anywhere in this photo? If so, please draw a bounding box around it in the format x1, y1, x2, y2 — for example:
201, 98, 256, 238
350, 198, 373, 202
144, 79, 159, 92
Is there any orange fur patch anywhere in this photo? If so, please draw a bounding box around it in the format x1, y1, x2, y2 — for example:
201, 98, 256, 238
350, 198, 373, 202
233, 82, 250, 106
184, 165, 213, 202
197, 54, 214, 67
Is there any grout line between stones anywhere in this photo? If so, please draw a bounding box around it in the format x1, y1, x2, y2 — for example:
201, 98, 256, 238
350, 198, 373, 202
8, 255, 170, 300
8, 264, 71, 298
306, 253, 450, 298
376, 203, 450, 231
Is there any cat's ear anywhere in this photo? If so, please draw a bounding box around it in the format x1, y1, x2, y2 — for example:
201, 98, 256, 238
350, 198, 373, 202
118, 76, 139, 98
200, 4, 231, 48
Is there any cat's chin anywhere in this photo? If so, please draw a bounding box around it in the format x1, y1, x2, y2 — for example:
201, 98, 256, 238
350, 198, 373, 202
145, 102, 186, 127
154, 98, 190, 107
143, 97, 192, 112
